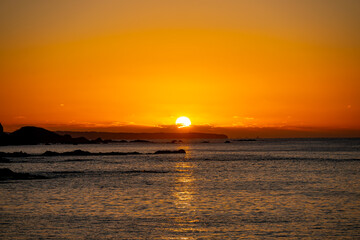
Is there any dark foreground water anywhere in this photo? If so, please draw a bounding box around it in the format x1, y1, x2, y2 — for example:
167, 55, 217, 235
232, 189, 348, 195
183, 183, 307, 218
1, 138, 360, 239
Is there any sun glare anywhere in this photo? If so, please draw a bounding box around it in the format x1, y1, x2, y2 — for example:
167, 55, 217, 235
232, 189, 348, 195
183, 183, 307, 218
176, 116, 191, 128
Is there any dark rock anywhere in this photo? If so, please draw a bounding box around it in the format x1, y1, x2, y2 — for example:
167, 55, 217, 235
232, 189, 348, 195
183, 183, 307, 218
41, 150, 140, 157
224, 140, 231, 143
0, 157, 10, 163
1, 125, 229, 146
1, 149, 187, 158
42, 151, 59, 156
91, 137, 104, 144
130, 140, 152, 143
10, 126, 64, 145
63, 150, 91, 156
234, 139, 256, 141
1, 126, 100, 145
70, 137, 90, 144
0, 123, 10, 146
0, 168, 47, 180
0, 133, 10, 146
42, 150, 91, 156
154, 149, 186, 154
0, 151, 30, 157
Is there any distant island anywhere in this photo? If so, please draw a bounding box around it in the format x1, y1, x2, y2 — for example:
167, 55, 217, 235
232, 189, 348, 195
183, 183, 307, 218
0, 125, 109, 146
0, 123, 227, 146
57, 131, 228, 140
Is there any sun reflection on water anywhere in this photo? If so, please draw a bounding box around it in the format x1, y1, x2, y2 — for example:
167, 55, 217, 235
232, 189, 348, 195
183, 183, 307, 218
168, 145, 206, 238
173, 161, 195, 209
173, 146, 195, 209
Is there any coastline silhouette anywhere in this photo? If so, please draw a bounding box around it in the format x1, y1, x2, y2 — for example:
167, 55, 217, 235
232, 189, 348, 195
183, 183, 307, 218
0, 124, 228, 146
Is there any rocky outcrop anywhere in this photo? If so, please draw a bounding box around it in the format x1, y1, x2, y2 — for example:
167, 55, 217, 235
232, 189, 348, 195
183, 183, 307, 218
153, 149, 186, 154
0, 149, 186, 157
10, 126, 65, 145
0, 168, 47, 180
40, 150, 142, 156
0, 126, 113, 146
130, 139, 152, 143
0, 157, 10, 163
0, 123, 10, 146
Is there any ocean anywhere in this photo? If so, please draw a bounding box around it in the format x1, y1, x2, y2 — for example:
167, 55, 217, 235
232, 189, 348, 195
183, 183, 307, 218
1, 138, 360, 239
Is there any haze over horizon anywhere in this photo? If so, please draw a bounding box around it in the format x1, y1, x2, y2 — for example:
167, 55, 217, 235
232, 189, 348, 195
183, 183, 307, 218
2, 123, 360, 139
1, 0, 359, 137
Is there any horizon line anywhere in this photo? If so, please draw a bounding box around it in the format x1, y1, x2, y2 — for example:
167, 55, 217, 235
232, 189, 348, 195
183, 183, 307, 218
2, 123, 360, 138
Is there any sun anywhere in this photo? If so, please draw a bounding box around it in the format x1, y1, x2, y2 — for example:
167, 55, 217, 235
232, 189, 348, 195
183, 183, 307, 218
176, 116, 191, 128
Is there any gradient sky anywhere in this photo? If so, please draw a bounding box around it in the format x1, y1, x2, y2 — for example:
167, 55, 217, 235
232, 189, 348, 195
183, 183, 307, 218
1, 0, 359, 135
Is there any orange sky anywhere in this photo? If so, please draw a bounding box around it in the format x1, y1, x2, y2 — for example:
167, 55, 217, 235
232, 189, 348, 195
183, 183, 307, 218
1, 0, 359, 136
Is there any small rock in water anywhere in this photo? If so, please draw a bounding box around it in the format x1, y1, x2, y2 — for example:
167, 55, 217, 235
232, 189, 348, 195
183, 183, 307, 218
153, 149, 186, 154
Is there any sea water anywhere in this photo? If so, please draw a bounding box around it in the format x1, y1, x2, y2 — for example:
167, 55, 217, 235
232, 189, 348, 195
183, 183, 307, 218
1, 138, 360, 239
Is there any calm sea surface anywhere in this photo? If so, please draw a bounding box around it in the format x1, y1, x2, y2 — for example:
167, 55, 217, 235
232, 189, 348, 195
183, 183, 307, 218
1, 139, 360, 239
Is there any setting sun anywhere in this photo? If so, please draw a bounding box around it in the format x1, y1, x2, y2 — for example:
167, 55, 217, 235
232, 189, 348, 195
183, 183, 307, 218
176, 116, 191, 128
0, 0, 359, 137
1, 1, 360, 239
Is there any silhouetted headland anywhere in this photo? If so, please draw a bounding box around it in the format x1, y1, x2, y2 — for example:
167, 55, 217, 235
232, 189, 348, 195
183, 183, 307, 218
0, 123, 228, 145
57, 131, 228, 140
0, 125, 113, 146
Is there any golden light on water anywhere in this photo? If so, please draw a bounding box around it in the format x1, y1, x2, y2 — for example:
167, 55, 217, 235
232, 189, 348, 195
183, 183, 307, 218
169, 146, 207, 236
173, 147, 195, 210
